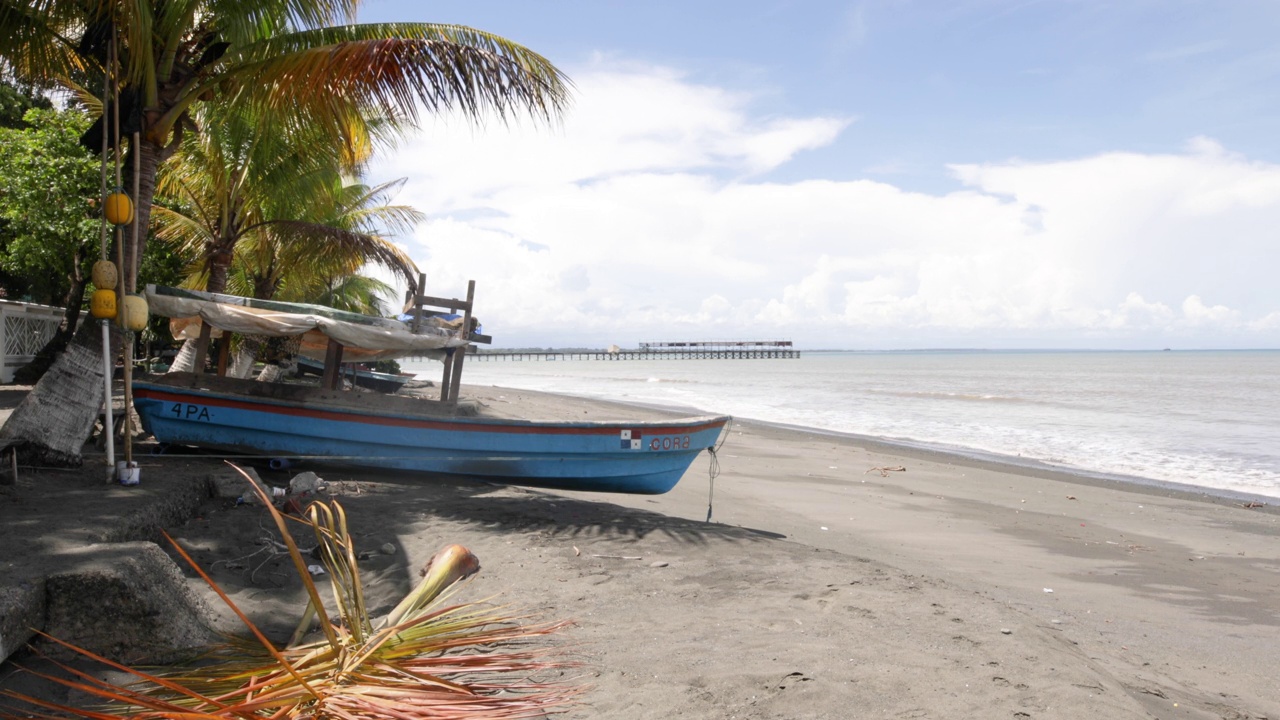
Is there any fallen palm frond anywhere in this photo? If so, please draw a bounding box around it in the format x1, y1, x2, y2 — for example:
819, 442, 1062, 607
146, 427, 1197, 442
1, 462, 581, 720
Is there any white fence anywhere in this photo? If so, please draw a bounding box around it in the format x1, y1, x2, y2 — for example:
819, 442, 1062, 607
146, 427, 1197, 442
0, 300, 64, 383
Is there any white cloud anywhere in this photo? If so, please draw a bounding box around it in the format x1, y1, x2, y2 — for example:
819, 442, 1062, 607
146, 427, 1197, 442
372, 61, 1280, 349
1181, 295, 1239, 326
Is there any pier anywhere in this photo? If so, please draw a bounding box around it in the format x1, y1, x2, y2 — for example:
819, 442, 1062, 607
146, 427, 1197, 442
467, 340, 799, 362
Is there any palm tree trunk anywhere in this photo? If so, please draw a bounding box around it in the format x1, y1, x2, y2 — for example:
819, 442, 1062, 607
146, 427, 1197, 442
0, 320, 120, 467
123, 138, 165, 291
167, 339, 197, 373
256, 364, 285, 383
206, 253, 231, 295
57, 254, 87, 349
228, 349, 256, 378
13, 258, 88, 384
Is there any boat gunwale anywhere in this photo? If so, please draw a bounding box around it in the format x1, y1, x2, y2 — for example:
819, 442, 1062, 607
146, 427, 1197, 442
133, 378, 731, 436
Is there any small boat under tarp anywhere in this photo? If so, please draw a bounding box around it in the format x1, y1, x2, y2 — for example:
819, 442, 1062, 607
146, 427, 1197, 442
133, 282, 730, 494
294, 356, 412, 394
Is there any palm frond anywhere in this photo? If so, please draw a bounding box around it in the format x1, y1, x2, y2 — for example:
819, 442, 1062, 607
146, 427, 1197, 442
263, 219, 418, 290
151, 204, 215, 258
303, 275, 395, 316
0, 1, 99, 81
209, 23, 571, 129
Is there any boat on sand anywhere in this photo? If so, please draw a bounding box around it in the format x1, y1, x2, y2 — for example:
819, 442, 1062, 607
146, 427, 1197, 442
132, 284, 729, 494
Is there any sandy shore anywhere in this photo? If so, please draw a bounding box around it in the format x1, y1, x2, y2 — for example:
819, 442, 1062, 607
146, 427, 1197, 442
3, 385, 1278, 719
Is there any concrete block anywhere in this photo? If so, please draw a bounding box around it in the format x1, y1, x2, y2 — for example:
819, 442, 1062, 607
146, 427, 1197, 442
0, 576, 45, 661
41, 542, 218, 663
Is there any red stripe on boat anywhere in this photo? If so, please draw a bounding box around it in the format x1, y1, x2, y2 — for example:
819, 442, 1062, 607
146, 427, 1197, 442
134, 387, 727, 436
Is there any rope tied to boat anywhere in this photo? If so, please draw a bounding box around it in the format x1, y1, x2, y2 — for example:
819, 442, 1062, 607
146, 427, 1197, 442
705, 417, 732, 522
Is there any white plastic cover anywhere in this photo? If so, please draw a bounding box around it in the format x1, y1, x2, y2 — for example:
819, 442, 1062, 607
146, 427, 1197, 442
147, 287, 466, 362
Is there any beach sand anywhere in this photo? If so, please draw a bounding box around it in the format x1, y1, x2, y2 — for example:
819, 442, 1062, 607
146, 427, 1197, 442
2, 386, 1278, 719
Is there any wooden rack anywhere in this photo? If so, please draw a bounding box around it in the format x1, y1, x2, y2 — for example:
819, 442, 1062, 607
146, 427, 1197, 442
403, 273, 492, 403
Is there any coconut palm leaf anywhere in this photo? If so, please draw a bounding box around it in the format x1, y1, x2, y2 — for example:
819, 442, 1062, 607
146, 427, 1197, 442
203, 24, 569, 124
301, 274, 395, 316
263, 221, 416, 289
0, 1, 95, 80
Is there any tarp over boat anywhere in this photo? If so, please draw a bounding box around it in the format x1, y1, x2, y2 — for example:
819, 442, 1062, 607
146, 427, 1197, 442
145, 285, 469, 362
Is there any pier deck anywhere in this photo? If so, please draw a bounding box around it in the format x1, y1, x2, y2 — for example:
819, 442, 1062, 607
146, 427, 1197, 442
464, 340, 799, 362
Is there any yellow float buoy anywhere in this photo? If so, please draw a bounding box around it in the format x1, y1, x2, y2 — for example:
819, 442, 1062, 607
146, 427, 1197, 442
104, 191, 134, 226
91, 259, 118, 290
121, 294, 149, 331
90, 288, 117, 319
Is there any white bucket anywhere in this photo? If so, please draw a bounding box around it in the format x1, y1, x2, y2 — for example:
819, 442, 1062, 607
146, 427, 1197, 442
118, 461, 140, 486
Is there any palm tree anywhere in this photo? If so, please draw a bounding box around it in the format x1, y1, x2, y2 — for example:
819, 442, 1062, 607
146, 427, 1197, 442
153, 103, 418, 298
154, 114, 422, 376
0, 0, 570, 465
229, 176, 424, 304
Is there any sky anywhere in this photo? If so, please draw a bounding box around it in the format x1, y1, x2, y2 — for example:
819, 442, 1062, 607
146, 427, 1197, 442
358, 0, 1280, 350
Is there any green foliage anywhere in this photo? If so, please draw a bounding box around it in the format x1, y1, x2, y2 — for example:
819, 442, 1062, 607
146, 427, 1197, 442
0, 107, 97, 304
0, 78, 52, 129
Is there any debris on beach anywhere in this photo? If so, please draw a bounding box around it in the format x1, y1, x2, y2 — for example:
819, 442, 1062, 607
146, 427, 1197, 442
865, 461, 906, 474
287, 471, 327, 495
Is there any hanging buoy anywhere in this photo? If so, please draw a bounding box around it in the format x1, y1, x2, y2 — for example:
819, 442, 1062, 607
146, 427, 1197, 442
90, 288, 117, 319
104, 191, 134, 226
122, 294, 149, 331
91, 259, 118, 290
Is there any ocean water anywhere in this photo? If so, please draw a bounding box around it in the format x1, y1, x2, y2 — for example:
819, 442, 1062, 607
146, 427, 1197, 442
403, 350, 1280, 500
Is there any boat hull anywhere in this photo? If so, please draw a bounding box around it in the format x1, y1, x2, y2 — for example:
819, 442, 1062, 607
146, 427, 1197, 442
133, 379, 729, 494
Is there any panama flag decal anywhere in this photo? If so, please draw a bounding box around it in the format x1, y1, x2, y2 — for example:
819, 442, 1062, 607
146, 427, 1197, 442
620, 429, 642, 449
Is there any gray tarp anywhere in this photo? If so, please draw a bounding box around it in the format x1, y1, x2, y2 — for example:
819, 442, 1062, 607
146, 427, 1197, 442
146, 287, 466, 362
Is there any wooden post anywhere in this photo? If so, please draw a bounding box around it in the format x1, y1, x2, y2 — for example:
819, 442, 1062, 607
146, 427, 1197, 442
0, 443, 17, 486
192, 323, 213, 376
439, 350, 454, 402
114, 224, 131, 464
447, 280, 476, 403
216, 338, 230, 377
321, 338, 345, 390
447, 346, 466, 402
121, 332, 133, 465
412, 272, 426, 333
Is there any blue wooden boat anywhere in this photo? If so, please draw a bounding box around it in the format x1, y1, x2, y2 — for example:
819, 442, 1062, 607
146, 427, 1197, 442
133, 373, 729, 494
135, 283, 730, 494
